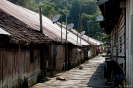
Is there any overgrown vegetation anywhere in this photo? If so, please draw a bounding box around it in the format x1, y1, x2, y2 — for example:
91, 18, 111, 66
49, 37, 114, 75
8, 0, 109, 43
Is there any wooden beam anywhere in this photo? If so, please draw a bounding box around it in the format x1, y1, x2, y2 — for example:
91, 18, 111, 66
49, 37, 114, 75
96, 0, 109, 6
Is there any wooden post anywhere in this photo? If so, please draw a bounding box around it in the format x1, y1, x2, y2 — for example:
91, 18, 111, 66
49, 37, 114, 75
39, 7, 43, 33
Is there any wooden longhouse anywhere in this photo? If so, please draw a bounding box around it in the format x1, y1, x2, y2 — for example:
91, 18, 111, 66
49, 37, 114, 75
0, 0, 91, 87
0, 0, 106, 87
97, 0, 133, 86
0, 10, 54, 87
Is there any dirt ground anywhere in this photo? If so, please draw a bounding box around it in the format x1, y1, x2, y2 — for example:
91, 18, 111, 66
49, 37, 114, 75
32, 55, 108, 88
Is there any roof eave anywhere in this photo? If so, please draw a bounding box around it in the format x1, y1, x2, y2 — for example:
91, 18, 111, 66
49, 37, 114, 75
97, 0, 122, 34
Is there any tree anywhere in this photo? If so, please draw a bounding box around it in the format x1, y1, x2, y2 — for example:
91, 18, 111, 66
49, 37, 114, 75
8, 0, 105, 40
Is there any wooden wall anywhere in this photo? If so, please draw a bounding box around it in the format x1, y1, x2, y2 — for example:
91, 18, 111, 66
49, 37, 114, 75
0, 48, 41, 88
111, 9, 126, 72
117, 9, 126, 71
44, 44, 65, 74
90, 46, 97, 57
56, 45, 64, 71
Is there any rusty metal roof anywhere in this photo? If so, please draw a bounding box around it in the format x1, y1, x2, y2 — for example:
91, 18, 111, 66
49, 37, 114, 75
70, 29, 104, 45
81, 35, 104, 45
0, 0, 89, 46
0, 10, 52, 44
57, 23, 104, 46
0, 0, 63, 43
54, 23, 89, 45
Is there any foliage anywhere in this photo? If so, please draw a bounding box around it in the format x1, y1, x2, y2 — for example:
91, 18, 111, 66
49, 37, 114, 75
8, 0, 106, 42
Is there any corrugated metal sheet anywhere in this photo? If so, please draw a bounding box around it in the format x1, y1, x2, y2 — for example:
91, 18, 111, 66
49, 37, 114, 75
82, 35, 103, 45
0, 11, 52, 44
0, 0, 89, 45
70, 29, 104, 45
0, 27, 11, 35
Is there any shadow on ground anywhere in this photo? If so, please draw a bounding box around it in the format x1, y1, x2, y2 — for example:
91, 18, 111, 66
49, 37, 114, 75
87, 63, 108, 88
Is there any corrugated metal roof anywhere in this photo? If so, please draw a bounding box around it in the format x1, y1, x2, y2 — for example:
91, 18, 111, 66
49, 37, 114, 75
0, 11, 52, 44
0, 0, 89, 46
70, 29, 104, 45
82, 35, 104, 45
0, 27, 11, 35
54, 24, 89, 45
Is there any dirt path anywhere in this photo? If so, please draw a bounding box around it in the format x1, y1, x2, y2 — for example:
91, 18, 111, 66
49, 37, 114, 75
32, 56, 108, 88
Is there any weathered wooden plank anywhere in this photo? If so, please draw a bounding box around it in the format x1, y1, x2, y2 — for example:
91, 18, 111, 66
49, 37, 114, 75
34, 49, 39, 71
13, 51, 19, 88
20, 51, 25, 75
7, 51, 14, 87
12, 51, 18, 88
25, 51, 29, 73
0, 48, 42, 88
2, 51, 8, 88
56, 46, 63, 71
